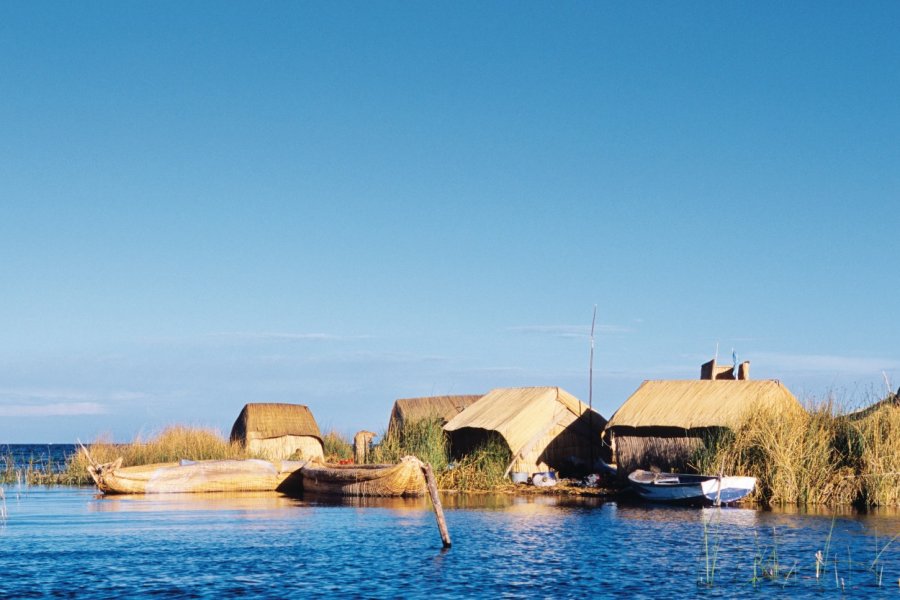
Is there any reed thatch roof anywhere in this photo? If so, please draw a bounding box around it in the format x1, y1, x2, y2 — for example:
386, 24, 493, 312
845, 388, 900, 421
444, 387, 607, 462
606, 380, 802, 431
389, 395, 482, 430
230, 403, 322, 442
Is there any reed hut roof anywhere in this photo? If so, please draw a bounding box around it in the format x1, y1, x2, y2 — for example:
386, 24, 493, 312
845, 388, 900, 421
389, 395, 483, 429
444, 387, 607, 456
606, 380, 801, 431
230, 403, 322, 442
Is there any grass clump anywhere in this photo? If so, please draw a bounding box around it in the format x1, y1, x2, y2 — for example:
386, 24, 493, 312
322, 430, 353, 462
438, 434, 511, 492
854, 400, 900, 506
64, 426, 248, 485
367, 416, 513, 491
694, 394, 900, 507
1, 450, 67, 486
371, 416, 450, 472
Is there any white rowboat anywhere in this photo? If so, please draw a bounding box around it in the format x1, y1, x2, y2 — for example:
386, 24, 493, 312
628, 469, 756, 506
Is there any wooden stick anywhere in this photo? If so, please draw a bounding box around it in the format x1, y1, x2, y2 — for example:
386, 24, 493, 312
422, 463, 451, 548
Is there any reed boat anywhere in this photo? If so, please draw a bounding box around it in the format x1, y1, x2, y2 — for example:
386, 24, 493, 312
87, 457, 307, 495
300, 455, 427, 497
627, 469, 756, 506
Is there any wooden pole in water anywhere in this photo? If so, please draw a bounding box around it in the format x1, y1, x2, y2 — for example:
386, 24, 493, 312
422, 462, 451, 548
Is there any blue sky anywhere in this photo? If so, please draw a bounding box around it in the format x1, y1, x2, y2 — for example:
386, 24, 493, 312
2, 3, 898, 443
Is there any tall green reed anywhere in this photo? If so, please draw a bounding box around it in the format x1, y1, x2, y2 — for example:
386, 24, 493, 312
321, 430, 353, 461
371, 416, 450, 472
438, 433, 511, 491
693, 394, 900, 507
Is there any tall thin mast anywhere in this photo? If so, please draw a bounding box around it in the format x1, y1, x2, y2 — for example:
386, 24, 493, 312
589, 304, 597, 470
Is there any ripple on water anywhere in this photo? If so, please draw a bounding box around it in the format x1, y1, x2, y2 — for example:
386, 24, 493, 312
0, 487, 898, 598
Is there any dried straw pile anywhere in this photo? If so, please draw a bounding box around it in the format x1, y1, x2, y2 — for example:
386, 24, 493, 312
694, 394, 900, 507
606, 380, 803, 474
230, 403, 324, 461
388, 395, 483, 433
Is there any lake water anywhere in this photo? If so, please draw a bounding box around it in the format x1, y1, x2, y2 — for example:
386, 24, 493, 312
1, 446, 899, 598
1, 443, 76, 474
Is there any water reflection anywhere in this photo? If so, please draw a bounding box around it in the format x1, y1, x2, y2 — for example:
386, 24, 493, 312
90, 491, 305, 513
300, 493, 428, 511
766, 504, 900, 536
441, 493, 604, 510
80, 489, 900, 540
613, 501, 762, 527
2, 487, 898, 599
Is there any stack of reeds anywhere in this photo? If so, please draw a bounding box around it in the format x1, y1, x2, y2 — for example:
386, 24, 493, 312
693, 395, 900, 507
437, 434, 511, 491
65, 426, 248, 484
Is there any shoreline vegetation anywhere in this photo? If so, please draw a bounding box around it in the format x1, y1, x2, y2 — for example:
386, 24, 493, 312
693, 396, 900, 508
2, 395, 898, 506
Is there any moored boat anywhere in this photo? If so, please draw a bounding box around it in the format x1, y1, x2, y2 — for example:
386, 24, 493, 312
627, 469, 756, 506
87, 457, 307, 495
299, 455, 427, 497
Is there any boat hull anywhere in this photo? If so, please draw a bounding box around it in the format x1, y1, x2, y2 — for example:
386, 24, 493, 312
88, 458, 306, 495
628, 470, 756, 506
300, 456, 427, 497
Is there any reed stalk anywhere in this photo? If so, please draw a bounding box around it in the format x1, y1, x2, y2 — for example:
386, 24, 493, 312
1, 447, 70, 485
321, 430, 353, 461
370, 416, 450, 473
437, 434, 510, 491
63, 426, 249, 484
693, 394, 900, 507
697, 512, 721, 587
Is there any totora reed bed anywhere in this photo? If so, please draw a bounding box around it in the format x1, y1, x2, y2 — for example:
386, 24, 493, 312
2, 427, 252, 486
693, 395, 900, 507
4, 394, 899, 505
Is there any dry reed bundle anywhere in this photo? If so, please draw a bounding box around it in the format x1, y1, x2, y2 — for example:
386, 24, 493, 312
64, 426, 248, 484
388, 396, 482, 433
437, 434, 510, 491
321, 430, 353, 461
300, 456, 427, 497
693, 397, 900, 507
230, 403, 321, 441
853, 402, 900, 506
371, 416, 450, 472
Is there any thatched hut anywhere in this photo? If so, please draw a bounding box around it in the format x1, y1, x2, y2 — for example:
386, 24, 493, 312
443, 387, 607, 476
230, 403, 324, 461
605, 377, 802, 475
845, 387, 900, 421
387, 395, 483, 433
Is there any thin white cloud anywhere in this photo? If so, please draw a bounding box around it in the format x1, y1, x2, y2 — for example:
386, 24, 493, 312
754, 352, 900, 375
0, 402, 105, 417
507, 324, 632, 338
256, 350, 451, 366
0, 388, 93, 402
208, 332, 372, 342
457, 366, 527, 375
0, 388, 149, 402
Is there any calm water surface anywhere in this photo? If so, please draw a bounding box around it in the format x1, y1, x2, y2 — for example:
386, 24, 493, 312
2, 444, 76, 474
1, 484, 899, 599
2, 446, 899, 597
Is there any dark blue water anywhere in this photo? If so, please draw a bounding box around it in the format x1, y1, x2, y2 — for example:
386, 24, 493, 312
1, 444, 76, 473
0, 486, 898, 599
